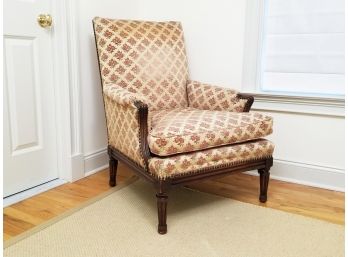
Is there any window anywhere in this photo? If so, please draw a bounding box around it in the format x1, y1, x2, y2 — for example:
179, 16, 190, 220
259, 0, 345, 97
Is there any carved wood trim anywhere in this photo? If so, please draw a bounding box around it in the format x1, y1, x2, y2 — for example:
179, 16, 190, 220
237, 93, 254, 112
156, 191, 168, 234
134, 101, 151, 169
109, 145, 273, 187
170, 159, 268, 185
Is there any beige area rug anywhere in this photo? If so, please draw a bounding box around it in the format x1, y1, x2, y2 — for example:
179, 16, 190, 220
4, 178, 344, 257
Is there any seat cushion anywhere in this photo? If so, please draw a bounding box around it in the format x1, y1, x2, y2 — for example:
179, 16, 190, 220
148, 108, 273, 156
149, 139, 274, 179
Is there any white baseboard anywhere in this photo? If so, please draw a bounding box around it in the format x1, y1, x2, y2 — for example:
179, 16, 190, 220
85, 164, 109, 177
82, 149, 345, 192
246, 159, 345, 192
84, 148, 109, 177
70, 154, 85, 181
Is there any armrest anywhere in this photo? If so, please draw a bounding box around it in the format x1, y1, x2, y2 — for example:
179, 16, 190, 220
187, 80, 254, 112
103, 84, 150, 169
103, 83, 148, 107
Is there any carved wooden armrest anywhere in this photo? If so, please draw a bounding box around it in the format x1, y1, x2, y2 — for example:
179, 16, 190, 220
103, 84, 151, 169
236, 93, 254, 112
187, 80, 254, 112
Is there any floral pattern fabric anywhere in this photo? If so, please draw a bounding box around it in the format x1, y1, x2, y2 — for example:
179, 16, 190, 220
149, 139, 274, 179
187, 80, 248, 112
94, 17, 275, 175
103, 83, 148, 106
103, 84, 147, 167
148, 108, 273, 156
93, 17, 189, 111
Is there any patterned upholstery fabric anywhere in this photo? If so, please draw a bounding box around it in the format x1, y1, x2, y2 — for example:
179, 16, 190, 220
104, 82, 148, 106
149, 139, 274, 179
93, 17, 189, 111
187, 80, 248, 112
148, 108, 273, 156
103, 84, 147, 167
94, 17, 275, 176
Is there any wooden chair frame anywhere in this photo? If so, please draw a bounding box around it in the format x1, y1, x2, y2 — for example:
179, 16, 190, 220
92, 19, 273, 234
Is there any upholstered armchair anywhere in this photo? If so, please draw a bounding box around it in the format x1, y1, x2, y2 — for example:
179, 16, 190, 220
93, 17, 274, 234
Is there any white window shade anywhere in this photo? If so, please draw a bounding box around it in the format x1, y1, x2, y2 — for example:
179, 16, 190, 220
260, 0, 345, 96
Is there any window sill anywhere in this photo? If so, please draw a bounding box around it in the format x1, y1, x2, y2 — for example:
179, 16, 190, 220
247, 93, 345, 117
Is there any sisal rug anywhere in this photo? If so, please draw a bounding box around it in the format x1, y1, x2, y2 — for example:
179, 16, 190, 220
4, 178, 344, 257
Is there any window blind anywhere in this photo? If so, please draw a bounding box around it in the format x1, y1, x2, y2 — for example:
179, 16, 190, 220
260, 0, 345, 96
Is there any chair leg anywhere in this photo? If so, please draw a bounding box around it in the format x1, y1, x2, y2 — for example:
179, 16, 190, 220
258, 167, 270, 203
109, 157, 118, 187
156, 192, 168, 234
156, 181, 169, 234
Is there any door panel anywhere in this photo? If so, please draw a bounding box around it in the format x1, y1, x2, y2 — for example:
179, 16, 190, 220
4, 36, 42, 153
4, 0, 59, 197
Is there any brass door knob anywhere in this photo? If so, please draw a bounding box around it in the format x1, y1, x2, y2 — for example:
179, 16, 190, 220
37, 14, 52, 28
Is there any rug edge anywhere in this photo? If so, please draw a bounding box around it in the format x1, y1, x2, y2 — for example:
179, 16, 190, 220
184, 186, 345, 227
4, 176, 139, 248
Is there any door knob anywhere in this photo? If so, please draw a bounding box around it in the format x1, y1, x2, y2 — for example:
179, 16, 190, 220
37, 14, 52, 28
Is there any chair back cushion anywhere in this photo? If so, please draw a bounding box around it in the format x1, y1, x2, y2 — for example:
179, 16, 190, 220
93, 17, 189, 110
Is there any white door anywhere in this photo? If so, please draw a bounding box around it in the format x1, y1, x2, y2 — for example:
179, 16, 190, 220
4, 0, 59, 197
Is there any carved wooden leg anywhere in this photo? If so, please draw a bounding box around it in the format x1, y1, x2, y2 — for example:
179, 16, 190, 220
258, 167, 270, 203
156, 192, 168, 234
156, 181, 169, 234
109, 157, 118, 187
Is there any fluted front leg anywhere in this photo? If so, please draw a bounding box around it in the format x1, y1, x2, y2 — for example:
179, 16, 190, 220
109, 157, 118, 187
258, 167, 270, 203
156, 192, 168, 234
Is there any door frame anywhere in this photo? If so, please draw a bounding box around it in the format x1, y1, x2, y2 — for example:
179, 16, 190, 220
50, 0, 84, 182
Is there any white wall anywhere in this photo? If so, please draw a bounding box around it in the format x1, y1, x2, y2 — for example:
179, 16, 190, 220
75, 0, 345, 191
248, 107, 344, 190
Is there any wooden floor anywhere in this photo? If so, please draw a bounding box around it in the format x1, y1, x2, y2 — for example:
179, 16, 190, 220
188, 174, 344, 225
3, 164, 134, 241
4, 163, 344, 241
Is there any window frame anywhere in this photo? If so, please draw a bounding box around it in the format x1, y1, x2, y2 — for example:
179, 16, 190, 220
242, 0, 345, 112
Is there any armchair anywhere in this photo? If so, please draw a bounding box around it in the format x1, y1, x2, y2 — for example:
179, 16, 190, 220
93, 17, 274, 234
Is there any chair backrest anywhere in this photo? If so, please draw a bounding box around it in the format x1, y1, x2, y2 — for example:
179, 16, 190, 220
93, 17, 189, 110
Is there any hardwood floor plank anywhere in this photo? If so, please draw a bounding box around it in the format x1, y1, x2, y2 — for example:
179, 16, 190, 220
4, 233, 12, 241
4, 208, 44, 226
12, 195, 69, 214
187, 173, 345, 225
4, 214, 35, 236
3, 166, 134, 240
